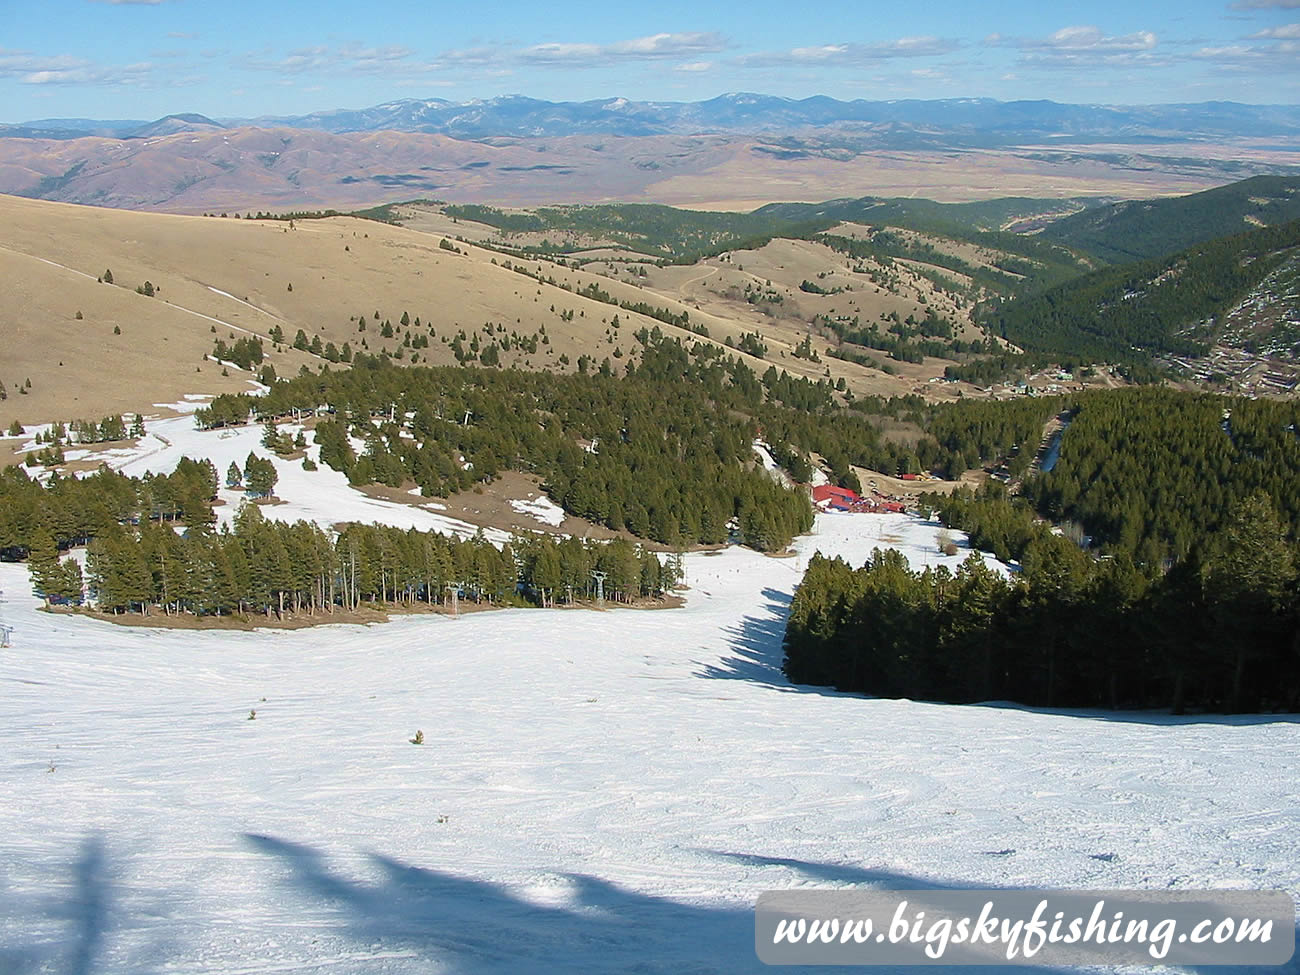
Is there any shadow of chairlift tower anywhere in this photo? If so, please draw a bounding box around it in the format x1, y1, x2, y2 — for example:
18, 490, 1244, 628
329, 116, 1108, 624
0, 584, 11, 647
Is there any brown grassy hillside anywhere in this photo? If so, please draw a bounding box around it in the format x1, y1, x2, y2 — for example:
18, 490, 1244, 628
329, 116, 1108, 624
3, 193, 973, 427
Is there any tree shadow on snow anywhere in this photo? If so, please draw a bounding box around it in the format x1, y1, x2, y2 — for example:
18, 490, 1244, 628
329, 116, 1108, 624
695, 587, 844, 697
7, 833, 1293, 973
245, 836, 1300, 975
0, 834, 109, 975
245, 832, 766, 974
1, 833, 173, 975
242, 833, 1098, 975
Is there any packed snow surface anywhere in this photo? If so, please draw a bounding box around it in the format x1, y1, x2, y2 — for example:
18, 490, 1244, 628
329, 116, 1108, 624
1, 504, 1298, 970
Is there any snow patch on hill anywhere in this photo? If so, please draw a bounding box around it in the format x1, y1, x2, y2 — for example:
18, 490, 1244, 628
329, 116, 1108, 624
102, 406, 511, 542
509, 494, 567, 527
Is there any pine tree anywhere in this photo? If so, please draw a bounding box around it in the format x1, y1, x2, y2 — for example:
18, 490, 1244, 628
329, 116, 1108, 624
27, 528, 63, 605
1202, 493, 1298, 711
244, 453, 278, 499
533, 543, 562, 607
59, 558, 83, 606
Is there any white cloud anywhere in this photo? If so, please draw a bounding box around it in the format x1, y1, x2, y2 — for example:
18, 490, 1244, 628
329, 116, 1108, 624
1192, 38, 1300, 68
1229, 0, 1300, 8
0, 51, 87, 78
244, 43, 414, 75
1248, 22, 1300, 37
986, 25, 1165, 68
18, 60, 160, 87
675, 61, 714, 73
434, 47, 504, 67
518, 32, 727, 66
741, 36, 959, 67
991, 25, 1158, 52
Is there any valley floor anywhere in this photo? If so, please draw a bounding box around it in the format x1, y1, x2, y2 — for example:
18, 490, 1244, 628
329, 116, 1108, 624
1, 512, 1297, 973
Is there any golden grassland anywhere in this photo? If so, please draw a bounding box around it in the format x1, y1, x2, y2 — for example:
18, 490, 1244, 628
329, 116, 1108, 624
0, 193, 1003, 429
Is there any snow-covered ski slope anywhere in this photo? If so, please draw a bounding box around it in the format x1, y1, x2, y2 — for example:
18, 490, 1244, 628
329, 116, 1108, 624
2, 509, 1298, 970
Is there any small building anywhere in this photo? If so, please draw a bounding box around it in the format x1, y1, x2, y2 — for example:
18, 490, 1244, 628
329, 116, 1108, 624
811, 484, 861, 511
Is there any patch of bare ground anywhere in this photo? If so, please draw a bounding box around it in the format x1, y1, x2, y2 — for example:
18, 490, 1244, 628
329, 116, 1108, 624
46, 589, 682, 630
355, 470, 718, 552
864, 417, 930, 448
851, 466, 988, 498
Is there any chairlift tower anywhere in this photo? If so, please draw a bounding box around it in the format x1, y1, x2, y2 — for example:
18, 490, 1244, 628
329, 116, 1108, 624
590, 571, 607, 607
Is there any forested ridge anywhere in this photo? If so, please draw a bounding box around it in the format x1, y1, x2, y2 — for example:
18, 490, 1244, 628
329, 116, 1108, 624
1024, 388, 1300, 561
986, 218, 1300, 365
785, 386, 1300, 714
1039, 175, 1300, 264
194, 331, 1089, 521
195, 333, 1046, 550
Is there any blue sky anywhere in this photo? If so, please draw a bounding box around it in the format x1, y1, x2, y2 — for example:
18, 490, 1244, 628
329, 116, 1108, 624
3, 0, 1299, 121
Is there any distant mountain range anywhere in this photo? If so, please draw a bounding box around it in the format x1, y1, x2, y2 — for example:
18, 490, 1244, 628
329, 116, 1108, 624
8, 94, 1300, 145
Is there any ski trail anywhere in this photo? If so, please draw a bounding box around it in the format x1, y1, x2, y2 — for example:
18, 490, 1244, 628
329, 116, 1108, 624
205, 286, 293, 328
0, 242, 281, 344
0, 244, 101, 281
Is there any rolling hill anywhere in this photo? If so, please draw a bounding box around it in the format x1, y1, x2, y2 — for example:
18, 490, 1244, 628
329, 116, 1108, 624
1037, 175, 1300, 264
7, 173, 1299, 434
0, 193, 992, 428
